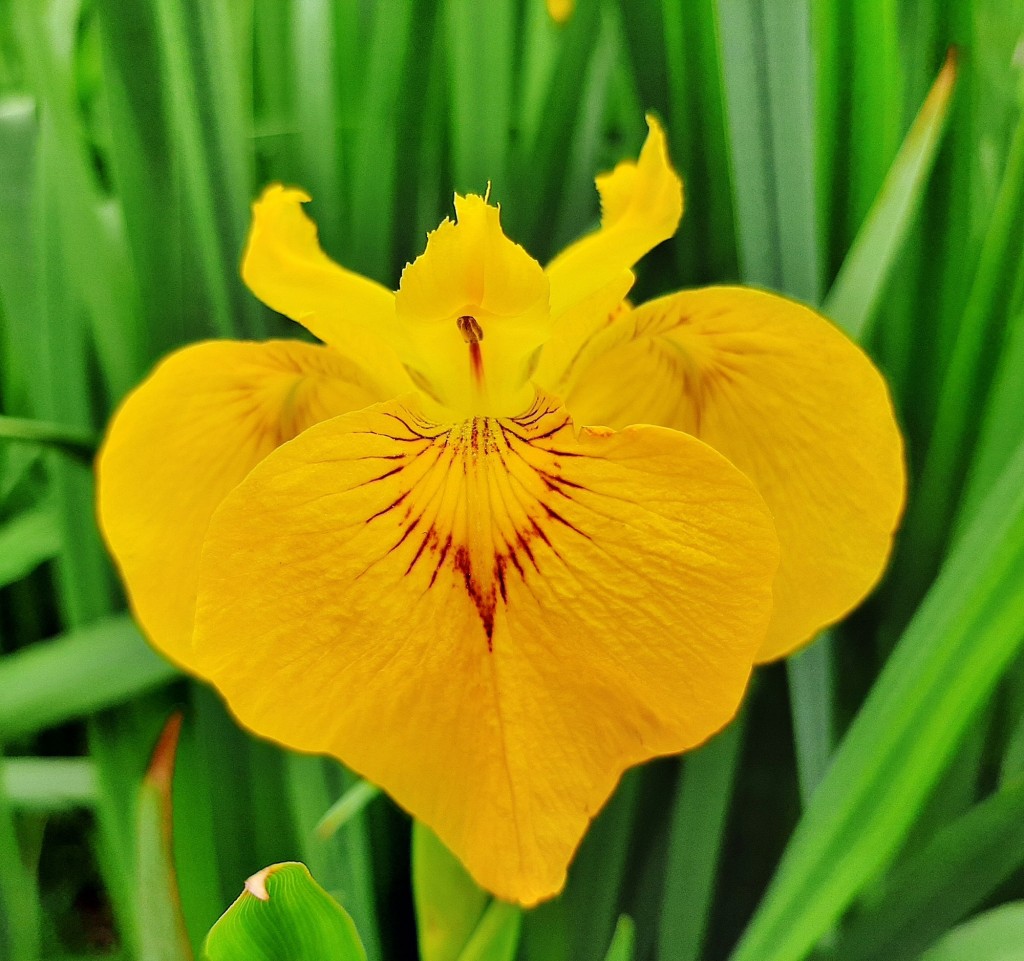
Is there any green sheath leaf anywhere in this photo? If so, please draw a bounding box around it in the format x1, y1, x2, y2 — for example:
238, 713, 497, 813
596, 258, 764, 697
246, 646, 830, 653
204, 862, 367, 961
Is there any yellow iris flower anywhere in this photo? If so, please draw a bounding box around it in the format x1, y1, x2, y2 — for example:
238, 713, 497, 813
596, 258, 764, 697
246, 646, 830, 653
96, 116, 904, 906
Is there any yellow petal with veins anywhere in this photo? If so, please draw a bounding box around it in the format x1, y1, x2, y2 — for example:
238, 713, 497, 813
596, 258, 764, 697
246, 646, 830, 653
564, 286, 906, 661
192, 395, 779, 905
96, 339, 396, 667
544, 116, 682, 325
242, 185, 397, 353
395, 194, 550, 417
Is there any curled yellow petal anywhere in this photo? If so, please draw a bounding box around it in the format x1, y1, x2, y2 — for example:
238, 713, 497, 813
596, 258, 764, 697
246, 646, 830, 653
96, 339, 395, 666
242, 185, 396, 351
395, 194, 551, 417
544, 115, 683, 324
192, 395, 778, 905
563, 286, 906, 661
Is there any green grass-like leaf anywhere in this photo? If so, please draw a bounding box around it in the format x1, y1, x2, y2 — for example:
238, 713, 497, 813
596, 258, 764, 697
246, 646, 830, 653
730, 435, 1024, 961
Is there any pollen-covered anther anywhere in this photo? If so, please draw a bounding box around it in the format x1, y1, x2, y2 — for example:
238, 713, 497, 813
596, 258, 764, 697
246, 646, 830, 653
457, 314, 484, 343
457, 314, 486, 388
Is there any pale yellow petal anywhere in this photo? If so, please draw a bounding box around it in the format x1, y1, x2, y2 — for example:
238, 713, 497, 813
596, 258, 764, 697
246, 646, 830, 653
192, 395, 778, 905
96, 339, 394, 667
564, 286, 906, 661
544, 116, 683, 324
242, 185, 397, 352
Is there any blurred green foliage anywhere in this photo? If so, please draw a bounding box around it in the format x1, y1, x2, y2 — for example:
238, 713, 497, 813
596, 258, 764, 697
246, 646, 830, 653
0, 1, 1023, 960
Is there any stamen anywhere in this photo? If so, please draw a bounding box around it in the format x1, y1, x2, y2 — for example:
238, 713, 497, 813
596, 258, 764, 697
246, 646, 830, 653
457, 314, 484, 344
457, 315, 486, 390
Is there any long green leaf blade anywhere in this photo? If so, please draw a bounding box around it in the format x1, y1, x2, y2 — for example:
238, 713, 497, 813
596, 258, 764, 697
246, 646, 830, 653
729, 434, 1024, 961
0, 615, 178, 741
824, 52, 957, 339
837, 775, 1024, 961
916, 903, 1024, 961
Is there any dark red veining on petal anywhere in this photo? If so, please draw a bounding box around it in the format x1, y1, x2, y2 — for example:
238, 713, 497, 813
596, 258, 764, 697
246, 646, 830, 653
363, 399, 591, 652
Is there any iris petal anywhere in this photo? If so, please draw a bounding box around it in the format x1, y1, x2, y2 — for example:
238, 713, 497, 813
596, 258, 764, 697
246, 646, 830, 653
191, 394, 778, 905
561, 286, 906, 661
97, 339, 395, 666
544, 115, 682, 324
395, 194, 551, 416
242, 185, 399, 364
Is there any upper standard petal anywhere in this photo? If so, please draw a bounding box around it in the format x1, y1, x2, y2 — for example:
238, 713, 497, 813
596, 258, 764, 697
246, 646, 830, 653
191, 394, 779, 904
544, 115, 682, 322
242, 185, 399, 361
536, 116, 683, 390
395, 194, 551, 418
562, 286, 906, 661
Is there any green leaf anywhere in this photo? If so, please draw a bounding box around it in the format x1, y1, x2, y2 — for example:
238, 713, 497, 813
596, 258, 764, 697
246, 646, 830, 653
0, 500, 60, 589
412, 823, 523, 961
445, 0, 514, 194
897, 105, 1024, 604
203, 862, 367, 961
145, 0, 258, 340
729, 433, 1024, 961
603, 916, 635, 961
837, 775, 1024, 961
657, 717, 746, 961
285, 757, 381, 961
509, 0, 604, 255
0, 415, 97, 461
1, 758, 96, 811
563, 771, 641, 961
456, 901, 521, 961
785, 633, 836, 807
0, 755, 40, 961
314, 779, 381, 841
413, 823, 488, 961
824, 52, 957, 340
916, 903, 1024, 961
137, 715, 192, 961
716, 0, 821, 302
0, 614, 179, 741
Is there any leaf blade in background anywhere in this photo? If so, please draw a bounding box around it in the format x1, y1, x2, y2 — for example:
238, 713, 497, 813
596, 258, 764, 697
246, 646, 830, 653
0, 615, 178, 741
136, 713, 193, 961
603, 916, 635, 961
824, 51, 957, 339
657, 716, 746, 961
895, 107, 1024, 608
916, 903, 1024, 961
729, 434, 1024, 961
715, 0, 835, 816
0, 501, 60, 589
445, 0, 514, 194
715, 0, 821, 301
0, 416, 97, 461
1, 758, 97, 811
285, 756, 382, 961
837, 775, 1024, 961
204, 862, 367, 961
0, 755, 40, 961
456, 901, 522, 961
413, 823, 489, 961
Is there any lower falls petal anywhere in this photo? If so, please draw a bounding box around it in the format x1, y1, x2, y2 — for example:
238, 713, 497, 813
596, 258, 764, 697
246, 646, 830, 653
191, 394, 779, 905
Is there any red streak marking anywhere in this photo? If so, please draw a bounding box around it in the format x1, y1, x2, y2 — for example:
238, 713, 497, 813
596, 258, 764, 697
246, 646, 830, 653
469, 341, 484, 389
